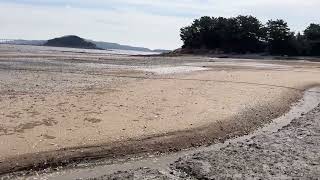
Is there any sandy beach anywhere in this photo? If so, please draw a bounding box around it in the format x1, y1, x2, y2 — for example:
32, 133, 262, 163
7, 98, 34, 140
0, 44, 320, 174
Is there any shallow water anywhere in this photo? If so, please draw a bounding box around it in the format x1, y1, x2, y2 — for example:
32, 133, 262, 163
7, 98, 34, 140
17, 87, 320, 180
70, 63, 209, 75
186, 61, 291, 70
137, 66, 209, 75
0, 44, 161, 56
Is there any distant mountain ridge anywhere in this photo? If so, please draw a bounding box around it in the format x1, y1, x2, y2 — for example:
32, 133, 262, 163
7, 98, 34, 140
4, 39, 46, 46
88, 40, 171, 53
92, 41, 152, 52
4, 35, 171, 53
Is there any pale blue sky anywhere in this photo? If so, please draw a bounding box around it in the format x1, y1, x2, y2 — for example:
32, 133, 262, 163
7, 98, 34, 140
0, 0, 319, 49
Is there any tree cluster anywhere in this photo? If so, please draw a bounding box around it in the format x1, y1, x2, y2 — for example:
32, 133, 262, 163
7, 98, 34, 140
180, 16, 320, 56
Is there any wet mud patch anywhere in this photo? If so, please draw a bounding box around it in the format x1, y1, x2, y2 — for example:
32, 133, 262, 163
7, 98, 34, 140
5, 111, 23, 119
14, 122, 45, 133
42, 117, 58, 126
96, 167, 172, 180
0, 126, 11, 136
41, 134, 56, 140
84, 117, 103, 123
27, 110, 41, 117
0, 118, 58, 135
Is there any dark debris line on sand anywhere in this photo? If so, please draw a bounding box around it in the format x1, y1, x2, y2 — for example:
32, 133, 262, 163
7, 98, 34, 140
89, 104, 320, 179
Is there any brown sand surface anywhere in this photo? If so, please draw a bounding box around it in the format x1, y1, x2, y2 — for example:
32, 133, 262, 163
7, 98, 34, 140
0, 44, 320, 174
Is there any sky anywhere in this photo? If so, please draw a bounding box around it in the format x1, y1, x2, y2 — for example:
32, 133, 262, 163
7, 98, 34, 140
0, 0, 319, 50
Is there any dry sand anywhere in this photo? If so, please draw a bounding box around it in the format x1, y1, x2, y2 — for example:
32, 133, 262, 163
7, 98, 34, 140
0, 44, 320, 174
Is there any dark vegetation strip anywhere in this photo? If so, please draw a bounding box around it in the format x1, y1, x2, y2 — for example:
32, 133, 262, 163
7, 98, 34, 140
180, 15, 320, 56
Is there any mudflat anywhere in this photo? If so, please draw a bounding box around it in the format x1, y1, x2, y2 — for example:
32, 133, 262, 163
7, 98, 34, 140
0, 44, 320, 174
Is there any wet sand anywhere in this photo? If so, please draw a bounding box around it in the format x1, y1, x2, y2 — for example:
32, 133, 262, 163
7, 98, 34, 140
84, 95, 320, 179
173, 99, 320, 179
12, 87, 320, 179
0, 44, 320, 175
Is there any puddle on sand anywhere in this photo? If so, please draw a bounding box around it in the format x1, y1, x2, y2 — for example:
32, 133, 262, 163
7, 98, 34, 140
70, 63, 208, 75
212, 62, 290, 69
138, 66, 208, 75
8, 87, 320, 180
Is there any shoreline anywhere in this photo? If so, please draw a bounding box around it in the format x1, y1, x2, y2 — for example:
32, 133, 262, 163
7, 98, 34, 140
0, 85, 315, 175
152, 52, 320, 62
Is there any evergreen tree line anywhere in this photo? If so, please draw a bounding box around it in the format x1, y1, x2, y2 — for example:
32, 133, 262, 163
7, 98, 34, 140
180, 16, 320, 56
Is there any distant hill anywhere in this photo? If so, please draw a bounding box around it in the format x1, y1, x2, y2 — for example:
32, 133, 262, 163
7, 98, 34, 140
91, 41, 171, 53
92, 41, 152, 52
44, 35, 98, 49
3, 35, 171, 53
152, 49, 172, 53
